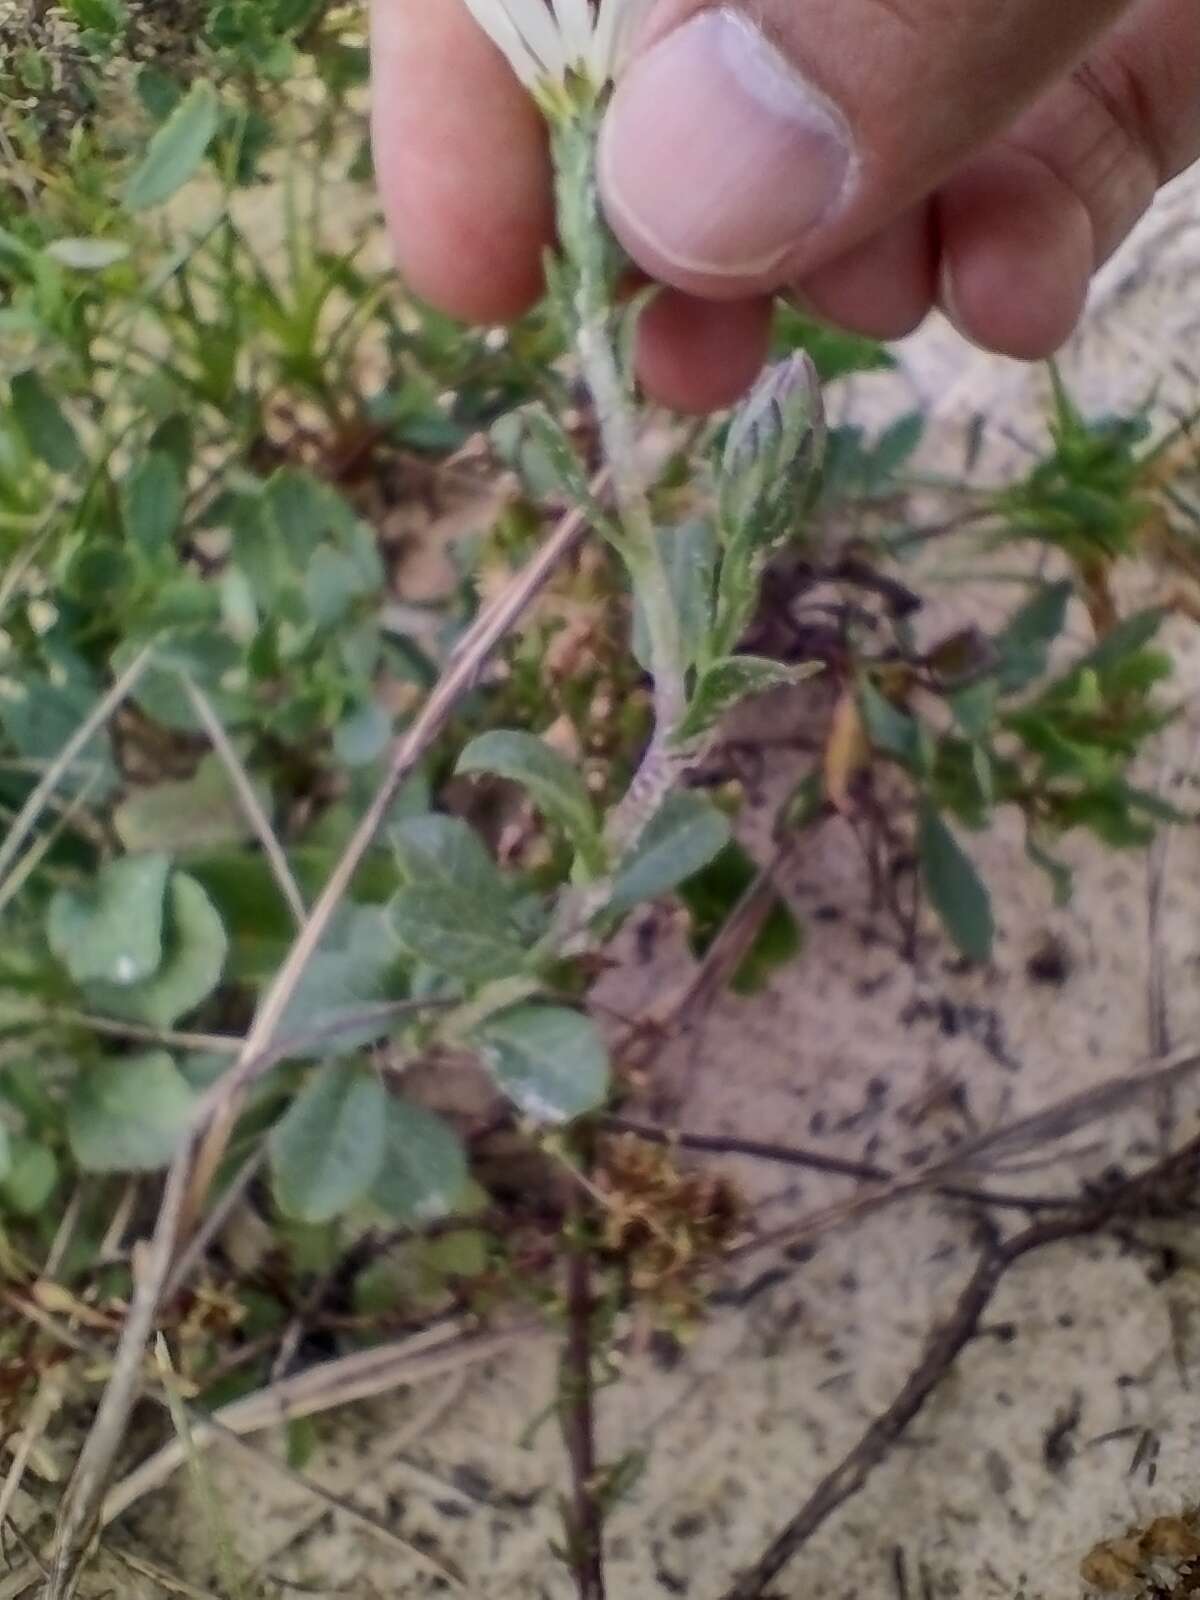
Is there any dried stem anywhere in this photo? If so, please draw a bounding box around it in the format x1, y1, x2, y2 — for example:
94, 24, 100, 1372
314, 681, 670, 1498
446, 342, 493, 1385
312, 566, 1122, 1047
181, 674, 307, 929
719, 1132, 1200, 1600
561, 1202, 605, 1600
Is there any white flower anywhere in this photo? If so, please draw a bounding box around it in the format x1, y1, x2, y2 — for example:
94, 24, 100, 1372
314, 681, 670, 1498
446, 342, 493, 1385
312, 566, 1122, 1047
460, 0, 651, 98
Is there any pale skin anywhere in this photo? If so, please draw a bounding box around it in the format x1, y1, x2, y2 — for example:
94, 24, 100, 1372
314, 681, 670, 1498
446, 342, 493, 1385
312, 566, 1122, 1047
370, 0, 1200, 413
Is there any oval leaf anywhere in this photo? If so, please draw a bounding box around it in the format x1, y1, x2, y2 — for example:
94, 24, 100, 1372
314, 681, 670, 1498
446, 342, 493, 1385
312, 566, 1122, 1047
48, 853, 169, 988
918, 804, 994, 965
115, 754, 262, 854
676, 656, 819, 743
391, 887, 530, 984
10, 370, 82, 474
391, 814, 505, 901
608, 793, 731, 916
476, 1005, 609, 1123
3, 1138, 58, 1216
124, 81, 221, 210
68, 1052, 198, 1173
122, 451, 182, 554
269, 1064, 387, 1224
370, 1098, 468, 1224
87, 872, 227, 1029
457, 730, 601, 865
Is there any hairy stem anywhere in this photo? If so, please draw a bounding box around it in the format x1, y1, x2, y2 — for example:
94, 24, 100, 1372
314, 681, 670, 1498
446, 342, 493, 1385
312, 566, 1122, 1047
553, 112, 689, 853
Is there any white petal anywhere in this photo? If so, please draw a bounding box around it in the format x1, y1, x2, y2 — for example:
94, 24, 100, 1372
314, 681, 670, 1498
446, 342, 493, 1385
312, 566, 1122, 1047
503, 0, 569, 77
604, 0, 654, 77
553, 0, 595, 66
459, 0, 545, 84
586, 0, 618, 78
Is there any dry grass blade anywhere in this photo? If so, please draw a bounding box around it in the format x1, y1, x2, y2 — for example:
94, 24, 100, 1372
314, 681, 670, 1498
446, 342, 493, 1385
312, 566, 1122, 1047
0, 770, 103, 922
251, 1371, 474, 1574
943, 1038, 1200, 1174
0, 1376, 64, 1533
0, 642, 154, 894
46, 1145, 191, 1597
108, 1547, 227, 1600
181, 673, 307, 930
101, 1322, 530, 1525
155, 1336, 254, 1600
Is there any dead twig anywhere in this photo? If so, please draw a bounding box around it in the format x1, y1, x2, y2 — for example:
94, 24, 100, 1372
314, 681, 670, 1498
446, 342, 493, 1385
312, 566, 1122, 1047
718, 1133, 1200, 1600
561, 1206, 605, 1600
604, 1118, 1083, 1214
181, 674, 307, 930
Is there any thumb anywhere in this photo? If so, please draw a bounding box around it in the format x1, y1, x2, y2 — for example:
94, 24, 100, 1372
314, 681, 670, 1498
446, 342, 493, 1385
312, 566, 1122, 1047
598, 0, 1134, 296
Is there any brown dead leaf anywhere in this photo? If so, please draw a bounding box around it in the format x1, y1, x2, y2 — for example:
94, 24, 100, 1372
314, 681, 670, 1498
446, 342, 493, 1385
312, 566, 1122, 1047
823, 688, 868, 815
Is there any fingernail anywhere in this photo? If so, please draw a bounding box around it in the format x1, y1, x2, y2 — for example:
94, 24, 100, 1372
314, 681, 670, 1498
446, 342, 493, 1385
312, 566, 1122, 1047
599, 8, 855, 281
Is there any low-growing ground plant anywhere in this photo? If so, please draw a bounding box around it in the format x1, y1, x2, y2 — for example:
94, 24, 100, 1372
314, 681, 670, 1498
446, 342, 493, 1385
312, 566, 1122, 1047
2, 3, 1200, 1596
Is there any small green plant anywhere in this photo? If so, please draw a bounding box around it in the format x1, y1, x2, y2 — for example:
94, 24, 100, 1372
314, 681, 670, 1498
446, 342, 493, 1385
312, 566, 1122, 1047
0, 1, 1193, 1594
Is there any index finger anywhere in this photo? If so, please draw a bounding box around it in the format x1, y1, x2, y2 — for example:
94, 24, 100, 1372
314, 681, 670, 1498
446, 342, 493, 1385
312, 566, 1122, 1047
369, 0, 554, 322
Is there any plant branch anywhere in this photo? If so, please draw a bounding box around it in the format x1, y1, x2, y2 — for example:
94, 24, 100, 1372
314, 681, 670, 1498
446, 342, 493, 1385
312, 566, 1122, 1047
561, 1201, 605, 1600
718, 1130, 1200, 1600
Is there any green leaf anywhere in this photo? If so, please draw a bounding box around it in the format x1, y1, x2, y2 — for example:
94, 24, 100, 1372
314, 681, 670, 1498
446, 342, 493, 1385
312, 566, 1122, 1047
995, 581, 1072, 691
632, 520, 717, 674
392, 814, 507, 903
304, 544, 373, 628
10, 371, 83, 474
391, 887, 531, 983
115, 753, 266, 854
44, 237, 130, 271
275, 906, 406, 1059
676, 656, 819, 743
369, 1098, 468, 1223
64, 0, 126, 37
0, 675, 116, 798
456, 731, 602, 867
608, 793, 731, 916
1077, 608, 1165, 675
918, 804, 994, 964
68, 1052, 199, 1173
0, 1122, 11, 1185
124, 81, 221, 209
859, 679, 922, 767
48, 854, 169, 988
269, 1063, 387, 1224
2, 1138, 58, 1216
87, 872, 227, 1029
772, 305, 895, 382
333, 701, 391, 767
122, 452, 182, 555
476, 1005, 609, 1123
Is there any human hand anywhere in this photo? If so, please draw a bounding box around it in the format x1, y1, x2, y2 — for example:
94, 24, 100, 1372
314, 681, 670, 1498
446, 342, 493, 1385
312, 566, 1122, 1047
369, 0, 1200, 411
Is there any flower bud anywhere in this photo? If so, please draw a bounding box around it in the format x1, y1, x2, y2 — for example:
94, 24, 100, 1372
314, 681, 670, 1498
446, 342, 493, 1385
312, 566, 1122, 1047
718, 353, 825, 555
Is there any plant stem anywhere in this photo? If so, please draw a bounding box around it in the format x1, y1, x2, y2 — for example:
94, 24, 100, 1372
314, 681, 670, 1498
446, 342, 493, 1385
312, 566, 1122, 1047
553, 113, 689, 853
